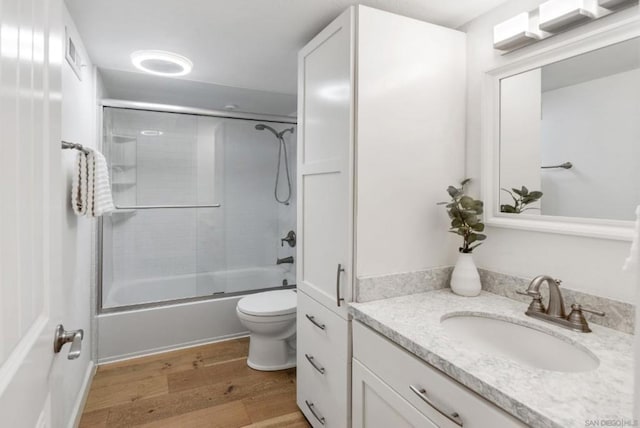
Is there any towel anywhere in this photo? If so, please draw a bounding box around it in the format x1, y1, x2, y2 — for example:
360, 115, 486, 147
71, 148, 115, 217
623, 205, 640, 271
71, 151, 88, 215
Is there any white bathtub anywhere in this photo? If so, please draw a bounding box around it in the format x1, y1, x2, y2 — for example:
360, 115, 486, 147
98, 266, 295, 363
104, 266, 294, 308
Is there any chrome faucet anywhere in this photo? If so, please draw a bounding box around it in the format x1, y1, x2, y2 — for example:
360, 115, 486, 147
277, 256, 294, 265
518, 275, 605, 332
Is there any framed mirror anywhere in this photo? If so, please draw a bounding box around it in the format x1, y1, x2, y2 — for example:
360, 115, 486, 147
482, 20, 640, 240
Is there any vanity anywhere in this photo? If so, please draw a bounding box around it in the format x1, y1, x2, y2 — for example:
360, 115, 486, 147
350, 290, 634, 428
295, 2, 639, 427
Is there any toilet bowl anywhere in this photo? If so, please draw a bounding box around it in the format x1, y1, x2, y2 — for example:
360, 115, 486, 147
236, 289, 297, 371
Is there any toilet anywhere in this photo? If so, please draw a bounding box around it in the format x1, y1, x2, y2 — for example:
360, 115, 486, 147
236, 289, 297, 371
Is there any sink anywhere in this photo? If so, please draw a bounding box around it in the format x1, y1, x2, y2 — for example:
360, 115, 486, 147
441, 314, 599, 372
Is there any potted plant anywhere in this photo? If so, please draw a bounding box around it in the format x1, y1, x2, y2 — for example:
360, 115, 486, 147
438, 179, 486, 296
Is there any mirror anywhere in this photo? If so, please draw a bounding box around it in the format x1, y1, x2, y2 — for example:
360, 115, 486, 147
498, 37, 640, 222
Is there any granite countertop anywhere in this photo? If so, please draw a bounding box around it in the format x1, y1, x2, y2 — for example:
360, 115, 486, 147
349, 290, 635, 428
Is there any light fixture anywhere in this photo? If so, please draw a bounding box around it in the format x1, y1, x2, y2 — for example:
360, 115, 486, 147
131, 50, 193, 77
140, 130, 163, 136
493, 12, 541, 51
598, 0, 635, 8
538, 0, 599, 32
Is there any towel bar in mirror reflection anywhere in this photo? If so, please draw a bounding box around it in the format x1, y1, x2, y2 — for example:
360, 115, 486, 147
114, 204, 221, 210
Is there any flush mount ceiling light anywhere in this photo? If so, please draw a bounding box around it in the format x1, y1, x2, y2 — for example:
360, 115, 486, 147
140, 130, 163, 136
131, 50, 193, 77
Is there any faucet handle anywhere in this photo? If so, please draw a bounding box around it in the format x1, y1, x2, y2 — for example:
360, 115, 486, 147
516, 289, 541, 298
566, 303, 604, 333
517, 290, 546, 314
571, 303, 605, 317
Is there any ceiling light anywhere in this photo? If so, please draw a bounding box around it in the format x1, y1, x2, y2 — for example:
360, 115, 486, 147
140, 130, 163, 136
131, 50, 193, 77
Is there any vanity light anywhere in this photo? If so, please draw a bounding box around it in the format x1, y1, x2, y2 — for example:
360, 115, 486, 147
493, 12, 541, 51
598, 0, 636, 8
140, 130, 163, 136
538, 0, 599, 32
131, 50, 193, 77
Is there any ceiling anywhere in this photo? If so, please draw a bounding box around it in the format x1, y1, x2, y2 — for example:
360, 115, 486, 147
542, 37, 640, 92
67, 0, 507, 114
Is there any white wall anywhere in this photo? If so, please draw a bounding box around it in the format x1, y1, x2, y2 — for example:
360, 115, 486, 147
499, 68, 542, 211
355, 7, 467, 277
540, 68, 640, 220
60, 4, 98, 426
462, 1, 639, 303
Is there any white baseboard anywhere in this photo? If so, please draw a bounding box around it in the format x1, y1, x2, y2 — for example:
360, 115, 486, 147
68, 360, 96, 428
97, 332, 249, 365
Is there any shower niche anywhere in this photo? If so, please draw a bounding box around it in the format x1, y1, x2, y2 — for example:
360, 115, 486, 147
100, 105, 297, 311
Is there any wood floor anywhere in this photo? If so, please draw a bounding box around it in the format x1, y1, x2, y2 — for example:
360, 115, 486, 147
79, 338, 310, 427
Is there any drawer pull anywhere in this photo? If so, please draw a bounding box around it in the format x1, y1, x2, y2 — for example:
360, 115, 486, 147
336, 263, 345, 307
410, 385, 463, 427
305, 314, 326, 330
305, 400, 326, 425
305, 353, 326, 374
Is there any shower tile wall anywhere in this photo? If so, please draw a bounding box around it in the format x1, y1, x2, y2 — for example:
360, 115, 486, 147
102, 108, 296, 308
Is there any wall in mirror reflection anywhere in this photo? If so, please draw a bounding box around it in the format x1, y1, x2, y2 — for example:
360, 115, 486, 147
499, 37, 640, 221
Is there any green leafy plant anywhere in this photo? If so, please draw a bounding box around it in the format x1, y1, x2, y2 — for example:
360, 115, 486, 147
438, 179, 486, 254
500, 186, 543, 214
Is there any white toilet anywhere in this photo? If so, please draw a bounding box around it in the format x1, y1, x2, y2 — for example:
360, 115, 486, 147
236, 289, 297, 371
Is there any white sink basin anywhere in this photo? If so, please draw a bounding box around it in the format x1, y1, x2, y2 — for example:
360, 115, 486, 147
441, 314, 599, 372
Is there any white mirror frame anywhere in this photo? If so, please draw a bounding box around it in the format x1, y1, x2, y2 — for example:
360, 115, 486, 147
482, 13, 640, 242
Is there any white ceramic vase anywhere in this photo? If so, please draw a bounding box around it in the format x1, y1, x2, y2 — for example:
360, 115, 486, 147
450, 252, 481, 297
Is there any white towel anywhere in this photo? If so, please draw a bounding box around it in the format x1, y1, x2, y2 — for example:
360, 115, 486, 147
87, 149, 115, 217
71, 148, 115, 217
71, 152, 88, 216
623, 205, 640, 271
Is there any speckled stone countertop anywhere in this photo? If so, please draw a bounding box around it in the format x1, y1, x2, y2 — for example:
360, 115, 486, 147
349, 290, 635, 428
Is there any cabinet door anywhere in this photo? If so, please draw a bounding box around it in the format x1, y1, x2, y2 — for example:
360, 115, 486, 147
297, 7, 355, 317
353, 360, 438, 428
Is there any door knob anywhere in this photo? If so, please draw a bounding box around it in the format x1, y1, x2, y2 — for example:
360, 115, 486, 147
53, 324, 84, 360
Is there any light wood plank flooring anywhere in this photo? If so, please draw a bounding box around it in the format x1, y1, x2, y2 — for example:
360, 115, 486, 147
79, 338, 310, 427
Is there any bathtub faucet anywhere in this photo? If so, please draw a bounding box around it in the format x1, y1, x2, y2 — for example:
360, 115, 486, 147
276, 256, 294, 265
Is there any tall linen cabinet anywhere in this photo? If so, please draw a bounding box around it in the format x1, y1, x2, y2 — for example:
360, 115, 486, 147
296, 6, 466, 427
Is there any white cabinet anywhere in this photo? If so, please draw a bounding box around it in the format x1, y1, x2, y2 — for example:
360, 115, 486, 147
296, 5, 466, 427
352, 360, 438, 428
352, 322, 527, 428
297, 8, 354, 427
297, 6, 354, 318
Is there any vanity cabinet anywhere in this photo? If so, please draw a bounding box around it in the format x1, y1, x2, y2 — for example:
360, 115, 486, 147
297, 5, 466, 427
352, 322, 527, 428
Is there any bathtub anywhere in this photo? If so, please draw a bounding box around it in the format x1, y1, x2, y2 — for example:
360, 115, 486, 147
103, 266, 294, 308
98, 266, 296, 363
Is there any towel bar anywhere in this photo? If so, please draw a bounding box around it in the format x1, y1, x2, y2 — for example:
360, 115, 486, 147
61, 140, 90, 154
114, 204, 221, 210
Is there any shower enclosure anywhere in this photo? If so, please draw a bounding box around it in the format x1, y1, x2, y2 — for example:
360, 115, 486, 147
99, 103, 297, 311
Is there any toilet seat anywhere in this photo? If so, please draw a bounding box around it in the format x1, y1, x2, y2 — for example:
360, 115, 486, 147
237, 290, 296, 317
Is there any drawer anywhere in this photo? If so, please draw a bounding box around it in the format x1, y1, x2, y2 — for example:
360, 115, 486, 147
297, 290, 350, 360
353, 322, 526, 428
298, 348, 350, 428
297, 290, 351, 428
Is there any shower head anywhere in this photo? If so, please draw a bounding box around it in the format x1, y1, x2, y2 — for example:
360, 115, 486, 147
255, 123, 294, 139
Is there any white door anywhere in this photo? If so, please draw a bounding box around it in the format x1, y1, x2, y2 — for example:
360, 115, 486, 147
352, 360, 438, 428
0, 0, 71, 426
297, 7, 355, 317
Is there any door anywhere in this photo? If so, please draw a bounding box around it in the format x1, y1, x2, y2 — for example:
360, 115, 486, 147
297, 7, 355, 317
0, 0, 68, 426
352, 360, 438, 428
